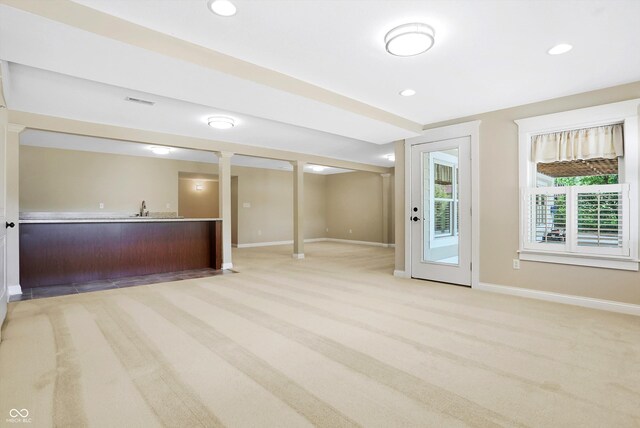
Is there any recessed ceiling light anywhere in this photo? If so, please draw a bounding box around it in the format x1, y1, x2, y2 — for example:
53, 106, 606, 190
399, 89, 416, 97
311, 165, 326, 172
547, 43, 573, 55
208, 116, 236, 130
385, 154, 396, 162
385, 23, 435, 57
207, 0, 236, 17
149, 146, 173, 155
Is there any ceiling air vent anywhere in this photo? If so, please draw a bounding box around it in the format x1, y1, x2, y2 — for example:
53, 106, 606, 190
125, 96, 155, 106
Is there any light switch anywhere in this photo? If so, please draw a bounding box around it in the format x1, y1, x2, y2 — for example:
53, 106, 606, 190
243, 202, 251, 208
99, 203, 104, 209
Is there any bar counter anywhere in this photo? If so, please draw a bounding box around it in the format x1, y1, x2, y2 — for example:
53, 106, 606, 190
19, 217, 223, 288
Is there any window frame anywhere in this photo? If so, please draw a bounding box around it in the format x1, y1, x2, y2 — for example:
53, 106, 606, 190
515, 99, 639, 271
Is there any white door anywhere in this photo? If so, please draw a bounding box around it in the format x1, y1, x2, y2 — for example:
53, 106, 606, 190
0, 106, 7, 333
411, 137, 472, 286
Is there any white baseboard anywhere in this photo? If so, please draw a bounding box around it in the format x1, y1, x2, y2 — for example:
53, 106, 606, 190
8, 285, 22, 296
477, 282, 640, 316
393, 270, 410, 278
235, 238, 395, 248
222, 262, 233, 270
236, 240, 293, 248
292, 253, 305, 259
324, 238, 393, 247
235, 238, 327, 249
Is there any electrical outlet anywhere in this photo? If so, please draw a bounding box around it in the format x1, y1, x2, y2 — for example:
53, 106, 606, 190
349, 229, 353, 234
243, 202, 251, 208
99, 202, 104, 209
513, 259, 520, 270
166, 203, 171, 209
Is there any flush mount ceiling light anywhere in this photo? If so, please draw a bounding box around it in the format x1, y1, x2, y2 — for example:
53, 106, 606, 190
385, 154, 396, 162
399, 89, 416, 97
207, 0, 236, 17
547, 43, 573, 55
149, 146, 173, 155
208, 116, 236, 130
385, 23, 435, 57
311, 165, 326, 172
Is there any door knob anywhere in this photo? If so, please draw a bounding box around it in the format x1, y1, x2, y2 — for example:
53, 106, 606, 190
412, 216, 420, 222
6, 222, 15, 229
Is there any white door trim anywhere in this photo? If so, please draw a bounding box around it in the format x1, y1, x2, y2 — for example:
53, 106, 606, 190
405, 120, 481, 288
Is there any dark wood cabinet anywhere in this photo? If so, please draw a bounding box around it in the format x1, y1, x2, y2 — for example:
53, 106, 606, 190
19, 220, 222, 288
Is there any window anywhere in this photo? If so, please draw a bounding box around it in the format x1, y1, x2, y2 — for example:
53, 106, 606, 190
429, 152, 458, 247
516, 99, 639, 271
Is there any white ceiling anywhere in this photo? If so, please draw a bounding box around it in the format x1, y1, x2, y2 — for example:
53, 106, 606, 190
20, 129, 353, 175
2, 0, 640, 168
71, 0, 640, 123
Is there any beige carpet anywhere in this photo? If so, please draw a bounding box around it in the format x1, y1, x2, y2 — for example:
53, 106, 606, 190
1, 242, 639, 427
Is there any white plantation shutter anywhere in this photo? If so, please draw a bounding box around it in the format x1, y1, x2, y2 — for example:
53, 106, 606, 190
524, 187, 568, 252
523, 184, 629, 257
570, 184, 629, 256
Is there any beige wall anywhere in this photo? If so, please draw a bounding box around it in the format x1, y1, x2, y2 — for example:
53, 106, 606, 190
20, 146, 216, 213
20, 146, 393, 249
178, 178, 219, 218
232, 166, 327, 245
326, 171, 391, 244
396, 80, 640, 305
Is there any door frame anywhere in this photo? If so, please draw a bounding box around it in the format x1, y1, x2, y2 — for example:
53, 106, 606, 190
404, 120, 481, 288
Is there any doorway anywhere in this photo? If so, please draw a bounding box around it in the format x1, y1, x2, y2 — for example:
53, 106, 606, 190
410, 136, 472, 286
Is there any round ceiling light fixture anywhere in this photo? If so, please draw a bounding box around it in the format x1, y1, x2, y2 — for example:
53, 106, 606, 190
311, 165, 326, 172
399, 89, 416, 97
385, 154, 396, 162
149, 146, 173, 155
208, 116, 236, 130
207, 0, 237, 17
547, 43, 573, 55
385, 23, 435, 57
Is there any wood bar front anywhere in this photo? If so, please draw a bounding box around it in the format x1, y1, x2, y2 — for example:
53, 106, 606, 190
20, 220, 222, 288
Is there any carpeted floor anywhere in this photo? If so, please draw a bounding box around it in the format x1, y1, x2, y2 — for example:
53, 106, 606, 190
1, 242, 639, 427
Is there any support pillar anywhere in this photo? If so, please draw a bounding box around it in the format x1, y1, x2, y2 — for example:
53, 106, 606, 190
292, 160, 305, 259
217, 151, 234, 269
381, 173, 391, 247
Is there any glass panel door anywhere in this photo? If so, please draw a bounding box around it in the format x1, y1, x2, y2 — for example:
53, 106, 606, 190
411, 137, 471, 286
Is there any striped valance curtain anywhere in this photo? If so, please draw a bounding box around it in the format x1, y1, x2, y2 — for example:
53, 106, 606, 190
532, 123, 624, 163
434, 163, 453, 184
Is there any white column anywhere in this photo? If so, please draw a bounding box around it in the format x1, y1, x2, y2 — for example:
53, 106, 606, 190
7, 124, 25, 294
217, 151, 234, 269
292, 160, 305, 259
381, 173, 391, 247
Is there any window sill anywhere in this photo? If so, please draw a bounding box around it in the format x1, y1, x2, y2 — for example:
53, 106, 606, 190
518, 250, 639, 271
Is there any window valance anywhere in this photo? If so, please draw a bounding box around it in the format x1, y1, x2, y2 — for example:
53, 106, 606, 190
532, 123, 624, 163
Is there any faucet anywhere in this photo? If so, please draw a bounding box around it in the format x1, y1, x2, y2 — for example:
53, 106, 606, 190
139, 200, 147, 217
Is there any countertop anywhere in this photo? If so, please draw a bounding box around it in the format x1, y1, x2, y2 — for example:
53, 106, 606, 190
20, 218, 222, 224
